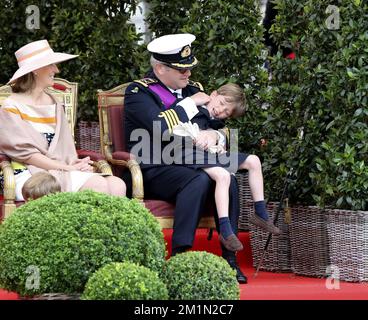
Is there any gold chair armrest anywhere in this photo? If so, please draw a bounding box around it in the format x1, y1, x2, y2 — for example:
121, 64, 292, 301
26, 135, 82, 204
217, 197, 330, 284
0, 159, 15, 202
92, 160, 113, 176
1, 159, 16, 219
126, 159, 144, 200
109, 158, 144, 201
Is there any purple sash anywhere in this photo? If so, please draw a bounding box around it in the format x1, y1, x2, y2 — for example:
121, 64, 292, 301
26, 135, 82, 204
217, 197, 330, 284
148, 83, 177, 109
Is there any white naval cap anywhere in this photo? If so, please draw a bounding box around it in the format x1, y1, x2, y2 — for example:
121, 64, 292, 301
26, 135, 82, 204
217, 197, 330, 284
147, 33, 198, 69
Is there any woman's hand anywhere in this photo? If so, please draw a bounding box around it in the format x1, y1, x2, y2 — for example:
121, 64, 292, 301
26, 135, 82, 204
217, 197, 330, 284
71, 156, 94, 172
26, 153, 94, 172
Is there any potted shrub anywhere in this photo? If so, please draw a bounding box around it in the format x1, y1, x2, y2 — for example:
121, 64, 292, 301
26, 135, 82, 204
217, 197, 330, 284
162, 251, 239, 300
82, 261, 168, 300
0, 190, 165, 296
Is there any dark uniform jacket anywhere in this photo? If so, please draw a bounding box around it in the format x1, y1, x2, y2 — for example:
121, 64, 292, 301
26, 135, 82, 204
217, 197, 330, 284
125, 74, 245, 172
125, 74, 214, 168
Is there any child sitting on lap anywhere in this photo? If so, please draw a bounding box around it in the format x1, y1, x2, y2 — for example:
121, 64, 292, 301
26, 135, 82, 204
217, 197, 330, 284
22, 171, 61, 201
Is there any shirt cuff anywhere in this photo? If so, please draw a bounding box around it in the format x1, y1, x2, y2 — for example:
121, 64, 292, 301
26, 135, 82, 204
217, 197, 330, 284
177, 97, 199, 120
216, 131, 226, 147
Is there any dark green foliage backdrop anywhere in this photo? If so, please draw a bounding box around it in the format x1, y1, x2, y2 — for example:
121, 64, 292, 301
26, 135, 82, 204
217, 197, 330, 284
184, 1, 270, 154
0, 0, 145, 120
263, 0, 368, 209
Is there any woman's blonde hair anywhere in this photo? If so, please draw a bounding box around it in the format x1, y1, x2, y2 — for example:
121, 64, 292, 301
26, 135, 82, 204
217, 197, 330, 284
217, 83, 247, 118
22, 172, 61, 201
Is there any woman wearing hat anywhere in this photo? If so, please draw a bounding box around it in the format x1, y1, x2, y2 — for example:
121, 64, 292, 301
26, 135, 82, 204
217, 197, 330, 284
0, 40, 126, 200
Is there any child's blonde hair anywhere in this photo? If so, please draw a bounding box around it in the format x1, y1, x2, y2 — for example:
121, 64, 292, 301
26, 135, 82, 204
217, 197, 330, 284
22, 172, 61, 201
217, 83, 247, 118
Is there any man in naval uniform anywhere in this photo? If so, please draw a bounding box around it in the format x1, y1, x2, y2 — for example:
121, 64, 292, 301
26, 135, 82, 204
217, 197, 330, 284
124, 33, 247, 283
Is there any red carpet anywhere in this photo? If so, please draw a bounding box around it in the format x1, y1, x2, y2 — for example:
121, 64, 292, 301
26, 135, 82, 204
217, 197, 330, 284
1, 229, 368, 300
165, 229, 368, 300
0, 291, 19, 300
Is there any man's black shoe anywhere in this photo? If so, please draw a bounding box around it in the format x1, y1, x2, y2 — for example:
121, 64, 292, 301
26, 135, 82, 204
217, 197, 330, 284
234, 266, 248, 284
223, 256, 248, 284
171, 246, 189, 257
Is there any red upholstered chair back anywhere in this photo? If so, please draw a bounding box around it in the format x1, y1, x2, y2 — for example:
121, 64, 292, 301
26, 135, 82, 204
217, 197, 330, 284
108, 105, 126, 153
97, 84, 130, 179
97, 83, 216, 229
97, 86, 126, 150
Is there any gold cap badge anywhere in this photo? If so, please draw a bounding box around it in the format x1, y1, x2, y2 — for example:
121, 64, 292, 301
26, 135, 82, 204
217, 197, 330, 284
181, 45, 191, 58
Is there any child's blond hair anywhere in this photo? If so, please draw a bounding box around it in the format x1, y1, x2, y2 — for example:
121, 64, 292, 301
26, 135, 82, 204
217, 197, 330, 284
22, 172, 61, 201
217, 83, 247, 118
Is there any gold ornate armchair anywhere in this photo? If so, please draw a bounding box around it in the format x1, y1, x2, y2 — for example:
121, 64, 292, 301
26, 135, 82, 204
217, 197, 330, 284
97, 83, 216, 229
0, 78, 112, 220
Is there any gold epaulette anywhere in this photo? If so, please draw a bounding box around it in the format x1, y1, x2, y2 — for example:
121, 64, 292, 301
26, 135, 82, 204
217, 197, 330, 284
134, 78, 158, 87
188, 80, 204, 91
159, 109, 180, 134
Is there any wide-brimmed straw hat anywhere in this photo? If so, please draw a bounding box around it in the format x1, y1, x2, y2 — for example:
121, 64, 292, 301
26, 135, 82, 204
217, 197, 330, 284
8, 39, 78, 84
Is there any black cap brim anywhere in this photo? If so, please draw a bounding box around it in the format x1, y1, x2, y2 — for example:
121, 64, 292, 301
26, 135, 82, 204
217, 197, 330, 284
166, 57, 199, 70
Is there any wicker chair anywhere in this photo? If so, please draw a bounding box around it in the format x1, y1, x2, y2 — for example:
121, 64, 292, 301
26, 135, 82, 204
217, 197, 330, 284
97, 83, 216, 229
0, 78, 112, 220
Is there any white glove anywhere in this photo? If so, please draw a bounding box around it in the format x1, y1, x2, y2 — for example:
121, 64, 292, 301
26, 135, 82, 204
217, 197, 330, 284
172, 121, 200, 140
173, 122, 223, 154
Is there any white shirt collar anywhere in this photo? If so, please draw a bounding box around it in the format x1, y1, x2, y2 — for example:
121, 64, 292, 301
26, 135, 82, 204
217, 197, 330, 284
168, 88, 183, 98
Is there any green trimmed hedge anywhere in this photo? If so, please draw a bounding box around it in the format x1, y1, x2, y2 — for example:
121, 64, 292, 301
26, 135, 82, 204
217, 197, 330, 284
82, 262, 168, 300
0, 190, 165, 296
162, 251, 239, 300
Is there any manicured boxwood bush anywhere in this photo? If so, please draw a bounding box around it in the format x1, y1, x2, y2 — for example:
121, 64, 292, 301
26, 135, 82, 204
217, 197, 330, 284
82, 262, 168, 300
0, 190, 165, 296
162, 251, 239, 300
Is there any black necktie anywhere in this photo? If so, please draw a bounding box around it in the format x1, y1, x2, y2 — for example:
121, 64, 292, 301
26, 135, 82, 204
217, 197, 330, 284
173, 91, 179, 99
